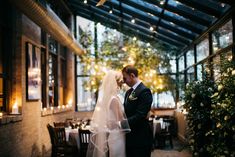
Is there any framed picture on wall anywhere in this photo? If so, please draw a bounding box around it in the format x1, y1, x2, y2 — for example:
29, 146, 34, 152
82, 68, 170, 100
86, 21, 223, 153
26, 42, 41, 100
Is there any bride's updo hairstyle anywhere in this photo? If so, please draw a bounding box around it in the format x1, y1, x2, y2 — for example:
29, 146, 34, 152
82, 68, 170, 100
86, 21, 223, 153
115, 72, 123, 85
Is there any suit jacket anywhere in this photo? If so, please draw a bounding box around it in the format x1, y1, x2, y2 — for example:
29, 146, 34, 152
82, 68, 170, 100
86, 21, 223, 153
123, 82, 153, 148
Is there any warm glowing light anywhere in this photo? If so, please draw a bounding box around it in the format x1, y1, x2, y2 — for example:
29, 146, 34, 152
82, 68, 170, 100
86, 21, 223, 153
0, 112, 3, 117
150, 26, 154, 31
58, 106, 61, 109
109, 10, 113, 14
12, 102, 19, 114
131, 19, 135, 23
133, 37, 137, 41
228, 55, 233, 61
84, 0, 87, 4
43, 108, 47, 111
68, 99, 73, 106
147, 43, 150, 47
50, 107, 54, 110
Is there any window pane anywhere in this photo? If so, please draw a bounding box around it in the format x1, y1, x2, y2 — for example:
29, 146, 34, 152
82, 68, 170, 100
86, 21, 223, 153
170, 59, 176, 73
186, 67, 194, 83
212, 20, 233, 53
154, 91, 175, 108
48, 54, 57, 107
186, 49, 194, 67
196, 38, 209, 62
178, 72, 185, 98
76, 76, 95, 111
196, 64, 203, 81
178, 55, 185, 72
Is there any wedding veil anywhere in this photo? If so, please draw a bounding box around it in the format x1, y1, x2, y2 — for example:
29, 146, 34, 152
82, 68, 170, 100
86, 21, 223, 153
86, 70, 130, 157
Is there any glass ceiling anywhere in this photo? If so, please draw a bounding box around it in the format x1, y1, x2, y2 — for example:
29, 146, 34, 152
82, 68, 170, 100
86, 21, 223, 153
66, 0, 232, 50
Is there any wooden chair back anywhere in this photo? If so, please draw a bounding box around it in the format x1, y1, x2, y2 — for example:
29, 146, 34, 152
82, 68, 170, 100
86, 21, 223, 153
79, 129, 91, 157
53, 122, 66, 128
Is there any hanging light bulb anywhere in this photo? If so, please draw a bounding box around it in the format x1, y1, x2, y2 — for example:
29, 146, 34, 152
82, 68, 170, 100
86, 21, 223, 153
131, 19, 135, 23
160, 0, 164, 5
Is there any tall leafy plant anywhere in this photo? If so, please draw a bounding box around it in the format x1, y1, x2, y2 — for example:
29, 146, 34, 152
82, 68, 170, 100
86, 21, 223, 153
206, 59, 235, 157
183, 73, 216, 157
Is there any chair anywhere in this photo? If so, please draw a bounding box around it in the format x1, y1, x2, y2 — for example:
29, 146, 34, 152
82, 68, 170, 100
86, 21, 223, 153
47, 124, 77, 157
53, 122, 66, 128
155, 117, 174, 149
79, 128, 91, 157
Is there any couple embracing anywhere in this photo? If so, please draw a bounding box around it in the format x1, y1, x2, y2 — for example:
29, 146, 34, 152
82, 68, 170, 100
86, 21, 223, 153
87, 65, 153, 157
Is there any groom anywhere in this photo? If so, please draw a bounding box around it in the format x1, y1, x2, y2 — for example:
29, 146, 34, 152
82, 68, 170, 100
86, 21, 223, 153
122, 65, 153, 157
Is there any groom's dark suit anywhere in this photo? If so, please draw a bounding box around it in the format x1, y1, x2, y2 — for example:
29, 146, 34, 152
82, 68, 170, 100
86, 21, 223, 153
123, 82, 153, 157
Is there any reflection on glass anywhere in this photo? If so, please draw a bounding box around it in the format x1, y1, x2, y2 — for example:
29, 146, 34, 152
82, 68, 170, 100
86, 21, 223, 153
76, 76, 95, 111
186, 49, 194, 67
202, 61, 210, 79
196, 38, 209, 62
153, 91, 175, 108
212, 20, 233, 53
178, 72, 185, 98
170, 59, 176, 73
196, 64, 203, 81
213, 55, 221, 81
178, 55, 185, 72
187, 67, 194, 83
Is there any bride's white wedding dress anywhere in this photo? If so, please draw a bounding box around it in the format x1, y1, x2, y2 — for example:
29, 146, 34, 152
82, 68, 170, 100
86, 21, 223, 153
86, 70, 130, 157
107, 96, 126, 157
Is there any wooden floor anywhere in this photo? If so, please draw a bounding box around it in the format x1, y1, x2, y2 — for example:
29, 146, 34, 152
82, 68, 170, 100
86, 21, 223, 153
151, 138, 192, 157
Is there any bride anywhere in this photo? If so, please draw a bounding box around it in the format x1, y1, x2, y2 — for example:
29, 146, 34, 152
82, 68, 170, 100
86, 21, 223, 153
86, 70, 131, 157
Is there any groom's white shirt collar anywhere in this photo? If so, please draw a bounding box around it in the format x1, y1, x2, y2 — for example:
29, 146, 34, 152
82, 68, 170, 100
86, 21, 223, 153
132, 80, 141, 90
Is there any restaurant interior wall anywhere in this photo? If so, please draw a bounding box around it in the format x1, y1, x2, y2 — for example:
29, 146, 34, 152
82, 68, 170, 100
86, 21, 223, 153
0, 1, 91, 157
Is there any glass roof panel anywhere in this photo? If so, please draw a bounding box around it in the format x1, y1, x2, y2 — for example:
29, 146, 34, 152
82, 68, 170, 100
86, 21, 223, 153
163, 10, 207, 31
122, 3, 159, 21
160, 19, 197, 36
137, 0, 163, 13
158, 26, 192, 42
168, 0, 215, 21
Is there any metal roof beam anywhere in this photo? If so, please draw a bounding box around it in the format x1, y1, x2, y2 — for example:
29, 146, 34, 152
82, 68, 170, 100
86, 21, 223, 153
137, 0, 213, 26
170, 0, 223, 17
70, 0, 196, 40
72, 4, 184, 48
113, 0, 203, 34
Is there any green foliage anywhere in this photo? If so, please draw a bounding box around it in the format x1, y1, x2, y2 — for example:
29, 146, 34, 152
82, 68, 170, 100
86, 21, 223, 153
183, 73, 217, 157
183, 58, 235, 157
80, 27, 176, 93
206, 60, 235, 157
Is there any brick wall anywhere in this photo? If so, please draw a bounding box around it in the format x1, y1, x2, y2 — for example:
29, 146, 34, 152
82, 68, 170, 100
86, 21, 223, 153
0, 3, 92, 157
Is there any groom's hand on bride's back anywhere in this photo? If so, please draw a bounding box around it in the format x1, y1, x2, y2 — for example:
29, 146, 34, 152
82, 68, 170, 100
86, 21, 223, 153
107, 121, 119, 130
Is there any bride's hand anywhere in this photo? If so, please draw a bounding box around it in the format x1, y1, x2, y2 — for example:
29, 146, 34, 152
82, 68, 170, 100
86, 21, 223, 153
107, 121, 119, 130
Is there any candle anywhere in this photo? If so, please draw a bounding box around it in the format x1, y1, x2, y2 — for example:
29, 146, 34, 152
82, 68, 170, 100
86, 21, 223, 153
12, 103, 19, 114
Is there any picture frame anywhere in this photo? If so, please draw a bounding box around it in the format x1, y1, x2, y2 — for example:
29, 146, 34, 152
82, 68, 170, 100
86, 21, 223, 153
26, 42, 41, 100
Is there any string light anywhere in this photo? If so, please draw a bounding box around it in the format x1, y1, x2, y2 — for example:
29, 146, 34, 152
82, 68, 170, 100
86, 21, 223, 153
84, 0, 87, 4
131, 19, 135, 23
